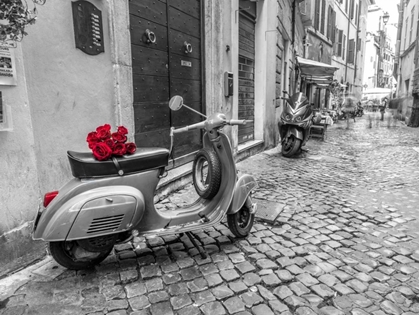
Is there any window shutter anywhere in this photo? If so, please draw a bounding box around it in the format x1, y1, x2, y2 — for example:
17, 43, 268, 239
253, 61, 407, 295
315, 0, 320, 31
350, 0, 354, 19
337, 30, 343, 57
327, 6, 332, 40
357, 38, 361, 51
342, 34, 346, 60
348, 39, 355, 63
321, 0, 326, 34
332, 11, 336, 43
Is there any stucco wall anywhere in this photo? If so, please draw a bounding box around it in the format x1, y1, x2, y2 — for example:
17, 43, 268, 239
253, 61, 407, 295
22, 1, 116, 195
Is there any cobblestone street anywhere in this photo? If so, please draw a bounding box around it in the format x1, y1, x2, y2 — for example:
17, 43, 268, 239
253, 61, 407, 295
0, 114, 418, 315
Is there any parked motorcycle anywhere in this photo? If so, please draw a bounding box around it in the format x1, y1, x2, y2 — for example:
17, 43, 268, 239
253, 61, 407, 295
32, 95, 258, 270
278, 91, 320, 157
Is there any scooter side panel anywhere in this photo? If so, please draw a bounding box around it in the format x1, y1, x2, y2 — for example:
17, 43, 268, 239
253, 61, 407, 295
37, 186, 144, 241
227, 174, 257, 214
66, 192, 144, 241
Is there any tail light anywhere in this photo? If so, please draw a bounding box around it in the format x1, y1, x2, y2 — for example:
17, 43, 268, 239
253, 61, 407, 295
43, 191, 59, 207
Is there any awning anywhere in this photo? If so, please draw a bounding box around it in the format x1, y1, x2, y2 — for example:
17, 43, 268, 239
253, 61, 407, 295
297, 57, 339, 81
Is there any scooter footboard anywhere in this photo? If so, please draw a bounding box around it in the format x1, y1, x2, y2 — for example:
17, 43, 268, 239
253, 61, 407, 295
227, 174, 258, 214
34, 186, 145, 242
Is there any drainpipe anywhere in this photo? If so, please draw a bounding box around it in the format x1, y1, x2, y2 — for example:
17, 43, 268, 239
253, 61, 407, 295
292, 0, 296, 93
344, 5, 351, 92
353, 0, 362, 96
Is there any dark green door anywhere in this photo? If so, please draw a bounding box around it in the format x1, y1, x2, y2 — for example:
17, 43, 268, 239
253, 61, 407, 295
129, 0, 203, 161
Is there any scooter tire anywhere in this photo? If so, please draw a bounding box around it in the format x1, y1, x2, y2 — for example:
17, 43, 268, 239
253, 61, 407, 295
49, 241, 113, 270
282, 136, 302, 157
227, 202, 255, 238
193, 149, 221, 199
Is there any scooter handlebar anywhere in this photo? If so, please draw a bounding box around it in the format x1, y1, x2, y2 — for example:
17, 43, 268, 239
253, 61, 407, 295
228, 119, 252, 125
172, 121, 206, 134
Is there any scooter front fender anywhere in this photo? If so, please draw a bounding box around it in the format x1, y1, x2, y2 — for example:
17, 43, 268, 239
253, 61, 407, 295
33, 186, 145, 242
284, 126, 303, 141
227, 174, 258, 214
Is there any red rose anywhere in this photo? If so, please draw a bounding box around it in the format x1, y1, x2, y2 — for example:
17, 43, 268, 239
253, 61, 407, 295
92, 142, 112, 161
86, 131, 100, 143
112, 132, 127, 143
112, 143, 127, 156
117, 126, 128, 135
125, 142, 137, 154
96, 124, 111, 140
104, 139, 115, 149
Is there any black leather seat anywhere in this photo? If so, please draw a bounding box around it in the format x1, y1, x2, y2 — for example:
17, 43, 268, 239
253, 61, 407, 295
67, 147, 169, 179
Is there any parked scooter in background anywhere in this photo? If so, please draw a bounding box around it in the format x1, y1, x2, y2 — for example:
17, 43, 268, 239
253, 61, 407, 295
32, 95, 258, 270
355, 102, 364, 117
278, 91, 321, 157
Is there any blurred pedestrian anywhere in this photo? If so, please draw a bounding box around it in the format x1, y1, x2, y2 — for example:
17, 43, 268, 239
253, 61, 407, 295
342, 93, 357, 128
380, 97, 388, 121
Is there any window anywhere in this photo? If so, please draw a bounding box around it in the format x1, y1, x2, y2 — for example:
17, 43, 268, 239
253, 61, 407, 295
404, 17, 409, 48
350, 0, 355, 19
357, 38, 361, 51
342, 34, 346, 60
409, 7, 415, 44
314, 0, 320, 31
405, 79, 410, 93
348, 39, 355, 64
345, 0, 348, 13
321, 0, 326, 34
355, 4, 358, 25
337, 30, 343, 56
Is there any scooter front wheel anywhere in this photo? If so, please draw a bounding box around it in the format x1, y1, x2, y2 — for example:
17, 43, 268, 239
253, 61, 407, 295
282, 135, 301, 157
49, 240, 113, 270
227, 202, 255, 238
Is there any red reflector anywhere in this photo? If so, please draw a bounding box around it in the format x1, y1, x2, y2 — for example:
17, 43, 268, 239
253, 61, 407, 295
43, 191, 59, 207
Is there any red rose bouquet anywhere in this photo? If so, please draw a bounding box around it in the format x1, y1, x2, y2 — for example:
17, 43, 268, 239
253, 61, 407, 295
86, 124, 137, 161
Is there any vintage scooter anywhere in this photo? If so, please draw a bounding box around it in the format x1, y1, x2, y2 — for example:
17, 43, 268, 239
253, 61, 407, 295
278, 91, 320, 157
32, 96, 258, 270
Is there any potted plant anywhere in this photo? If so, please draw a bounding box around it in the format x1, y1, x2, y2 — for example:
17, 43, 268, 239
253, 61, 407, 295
0, 0, 45, 44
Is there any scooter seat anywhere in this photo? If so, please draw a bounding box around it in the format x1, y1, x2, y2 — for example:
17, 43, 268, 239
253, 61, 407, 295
67, 147, 169, 178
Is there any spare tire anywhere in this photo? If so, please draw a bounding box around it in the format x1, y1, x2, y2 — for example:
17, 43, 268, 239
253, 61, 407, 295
192, 149, 221, 199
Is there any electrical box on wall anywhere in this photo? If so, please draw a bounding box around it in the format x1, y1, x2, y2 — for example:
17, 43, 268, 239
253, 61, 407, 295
72, 0, 105, 55
224, 72, 233, 97
0, 92, 13, 132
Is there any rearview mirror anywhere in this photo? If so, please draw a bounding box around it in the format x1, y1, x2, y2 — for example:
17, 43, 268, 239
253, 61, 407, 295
169, 95, 183, 111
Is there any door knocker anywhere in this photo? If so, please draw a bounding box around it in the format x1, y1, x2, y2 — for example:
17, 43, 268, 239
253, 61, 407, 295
184, 41, 192, 54
145, 29, 156, 44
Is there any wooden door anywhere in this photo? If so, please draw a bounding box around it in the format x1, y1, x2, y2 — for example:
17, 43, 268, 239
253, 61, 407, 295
129, 0, 203, 161
238, 11, 256, 144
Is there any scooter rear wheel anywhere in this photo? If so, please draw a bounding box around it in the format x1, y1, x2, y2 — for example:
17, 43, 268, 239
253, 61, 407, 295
49, 240, 113, 270
282, 136, 301, 157
227, 201, 255, 238
193, 149, 221, 199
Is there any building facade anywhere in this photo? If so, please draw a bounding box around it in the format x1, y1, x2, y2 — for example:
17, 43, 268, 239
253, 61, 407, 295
394, 0, 419, 124
0, 0, 305, 275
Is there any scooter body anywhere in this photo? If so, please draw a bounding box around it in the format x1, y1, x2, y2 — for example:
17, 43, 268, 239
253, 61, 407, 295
278, 92, 315, 157
32, 98, 258, 270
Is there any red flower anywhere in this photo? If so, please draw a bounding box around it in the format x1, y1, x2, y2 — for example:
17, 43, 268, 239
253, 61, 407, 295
117, 126, 128, 135
86, 131, 100, 143
104, 138, 115, 149
125, 142, 137, 154
112, 143, 127, 156
91, 142, 112, 161
96, 124, 111, 140
112, 132, 127, 143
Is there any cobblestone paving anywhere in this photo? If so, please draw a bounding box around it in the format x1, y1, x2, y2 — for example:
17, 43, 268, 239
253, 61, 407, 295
0, 114, 418, 315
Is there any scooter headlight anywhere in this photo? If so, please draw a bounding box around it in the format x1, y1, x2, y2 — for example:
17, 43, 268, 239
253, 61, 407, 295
285, 115, 291, 121
295, 116, 302, 122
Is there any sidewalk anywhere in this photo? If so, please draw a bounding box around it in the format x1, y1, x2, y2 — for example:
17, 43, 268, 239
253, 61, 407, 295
0, 114, 418, 315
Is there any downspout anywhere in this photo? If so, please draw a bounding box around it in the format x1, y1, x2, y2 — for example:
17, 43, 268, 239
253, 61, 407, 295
344, 4, 351, 91
353, 0, 361, 93
292, 0, 296, 93
393, 0, 404, 96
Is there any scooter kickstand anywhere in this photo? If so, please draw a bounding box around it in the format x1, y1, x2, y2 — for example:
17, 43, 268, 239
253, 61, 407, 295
185, 232, 207, 259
